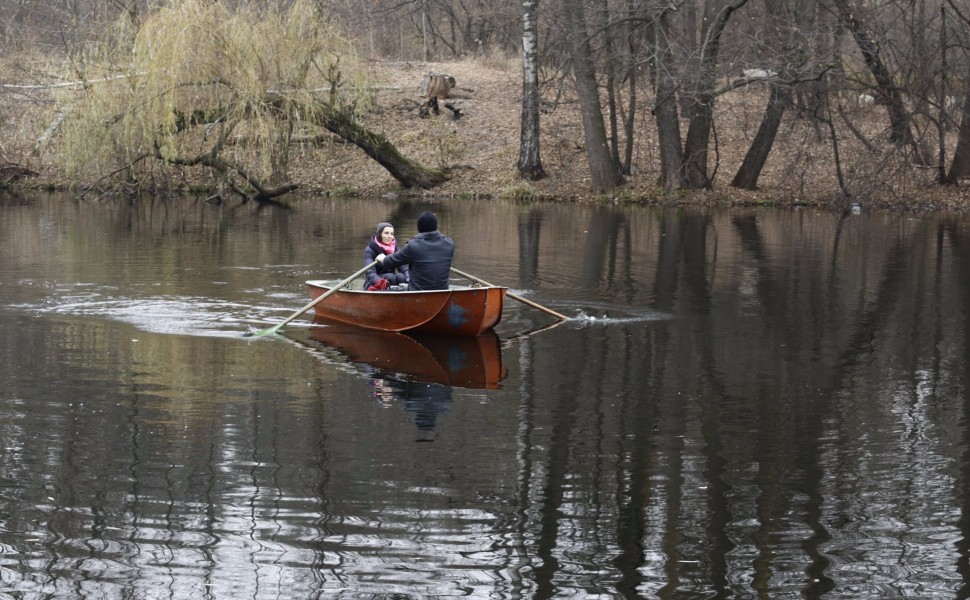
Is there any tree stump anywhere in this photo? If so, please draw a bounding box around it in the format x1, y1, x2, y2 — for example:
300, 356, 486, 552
419, 73, 456, 99
418, 73, 461, 119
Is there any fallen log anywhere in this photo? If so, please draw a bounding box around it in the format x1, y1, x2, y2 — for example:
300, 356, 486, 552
0, 162, 40, 183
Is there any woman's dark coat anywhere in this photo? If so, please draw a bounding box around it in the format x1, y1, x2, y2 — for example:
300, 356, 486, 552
363, 237, 409, 289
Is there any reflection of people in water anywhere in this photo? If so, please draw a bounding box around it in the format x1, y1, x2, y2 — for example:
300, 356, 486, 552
371, 376, 453, 438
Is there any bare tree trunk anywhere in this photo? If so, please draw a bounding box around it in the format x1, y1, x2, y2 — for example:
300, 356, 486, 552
678, 0, 699, 117
945, 86, 970, 183
804, 0, 837, 130
831, 0, 916, 148
564, 0, 623, 193
594, 0, 622, 168
317, 104, 447, 189
683, 0, 747, 189
422, 0, 429, 61
653, 10, 685, 192
729, 0, 786, 190
731, 82, 788, 190
621, 0, 640, 174
825, 92, 850, 199
936, 4, 948, 184
518, 0, 546, 181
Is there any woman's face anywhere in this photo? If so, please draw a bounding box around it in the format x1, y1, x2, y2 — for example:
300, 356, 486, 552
380, 227, 395, 245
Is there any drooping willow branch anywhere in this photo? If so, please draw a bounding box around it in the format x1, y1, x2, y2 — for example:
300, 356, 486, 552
160, 92, 447, 192
154, 141, 298, 202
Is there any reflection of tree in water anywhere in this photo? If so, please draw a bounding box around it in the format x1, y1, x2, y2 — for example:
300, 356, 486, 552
370, 375, 454, 439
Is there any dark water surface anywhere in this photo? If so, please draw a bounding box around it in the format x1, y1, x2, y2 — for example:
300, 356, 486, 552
1, 191, 969, 598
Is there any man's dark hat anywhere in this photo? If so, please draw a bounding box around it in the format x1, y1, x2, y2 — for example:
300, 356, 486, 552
417, 212, 437, 233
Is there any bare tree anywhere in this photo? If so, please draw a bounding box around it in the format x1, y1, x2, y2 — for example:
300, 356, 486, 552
619, 0, 643, 174
682, 0, 749, 189
518, 0, 546, 180
730, 0, 793, 190
948, 89, 970, 180
564, 0, 623, 193
830, 0, 916, 149
653, 7, 686, 192
592, 0, 623, 169
731, 81, 790, 190
359, 0, 521, 60
944, 0, 970, 183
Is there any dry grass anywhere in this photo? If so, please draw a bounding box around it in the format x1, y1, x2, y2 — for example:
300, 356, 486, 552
3, 50, 970, 211
293, 57, 970, 211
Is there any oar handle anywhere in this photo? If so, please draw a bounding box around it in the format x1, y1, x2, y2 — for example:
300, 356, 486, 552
281, 259, 380, 328
249, 260, 379, 337
450, 267, 570, 321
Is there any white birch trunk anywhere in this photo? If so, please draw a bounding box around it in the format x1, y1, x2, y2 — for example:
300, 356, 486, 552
518, 0, 545, 180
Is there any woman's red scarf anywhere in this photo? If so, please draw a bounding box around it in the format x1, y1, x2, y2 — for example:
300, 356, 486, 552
375, 236, 396, 256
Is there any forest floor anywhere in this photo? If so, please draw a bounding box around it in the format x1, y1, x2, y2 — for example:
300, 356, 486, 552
2, 55, 969, 212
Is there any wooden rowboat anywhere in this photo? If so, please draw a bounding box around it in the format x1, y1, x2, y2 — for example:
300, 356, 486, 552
307, 326, 508, 389
306, 280, 507, 336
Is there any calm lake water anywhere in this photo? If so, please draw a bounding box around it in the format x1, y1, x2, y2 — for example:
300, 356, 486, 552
1, 190, 969, 599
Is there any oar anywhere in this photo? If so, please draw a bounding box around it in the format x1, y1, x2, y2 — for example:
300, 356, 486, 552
450, 266, 571, 321
245, 260, 379, 337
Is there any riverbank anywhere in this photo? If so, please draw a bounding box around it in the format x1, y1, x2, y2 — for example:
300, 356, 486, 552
3, 56, 969, 211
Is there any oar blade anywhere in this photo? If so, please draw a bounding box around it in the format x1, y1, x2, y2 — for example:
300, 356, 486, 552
243, 260, 379, 337
244, 323, 283, 338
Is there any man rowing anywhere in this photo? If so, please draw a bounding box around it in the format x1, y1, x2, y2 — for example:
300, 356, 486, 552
376, 211, 455, 291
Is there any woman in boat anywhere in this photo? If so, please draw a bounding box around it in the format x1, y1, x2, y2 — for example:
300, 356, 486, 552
376, 211, 454, 291
363, 222, 409, 291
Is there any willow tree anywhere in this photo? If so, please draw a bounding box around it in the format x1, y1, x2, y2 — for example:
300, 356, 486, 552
57, 0, 444, 201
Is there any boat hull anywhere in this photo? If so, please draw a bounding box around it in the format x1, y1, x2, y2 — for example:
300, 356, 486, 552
306, 281, 506, 336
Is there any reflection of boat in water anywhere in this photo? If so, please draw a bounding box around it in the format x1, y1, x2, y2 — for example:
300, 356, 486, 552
307, 324, 508, 389
306, 280, 507, 336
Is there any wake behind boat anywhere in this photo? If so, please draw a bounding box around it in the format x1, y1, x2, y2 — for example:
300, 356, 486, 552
306, 280, 507, 336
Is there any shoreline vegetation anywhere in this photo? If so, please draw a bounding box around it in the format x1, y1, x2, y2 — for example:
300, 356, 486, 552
0, 3, 968, 212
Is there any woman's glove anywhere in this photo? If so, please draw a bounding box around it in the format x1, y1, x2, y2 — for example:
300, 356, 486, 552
367, 278, 390, 291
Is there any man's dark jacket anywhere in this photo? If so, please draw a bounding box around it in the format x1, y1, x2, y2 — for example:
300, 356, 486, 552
382, 231, 455, 291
